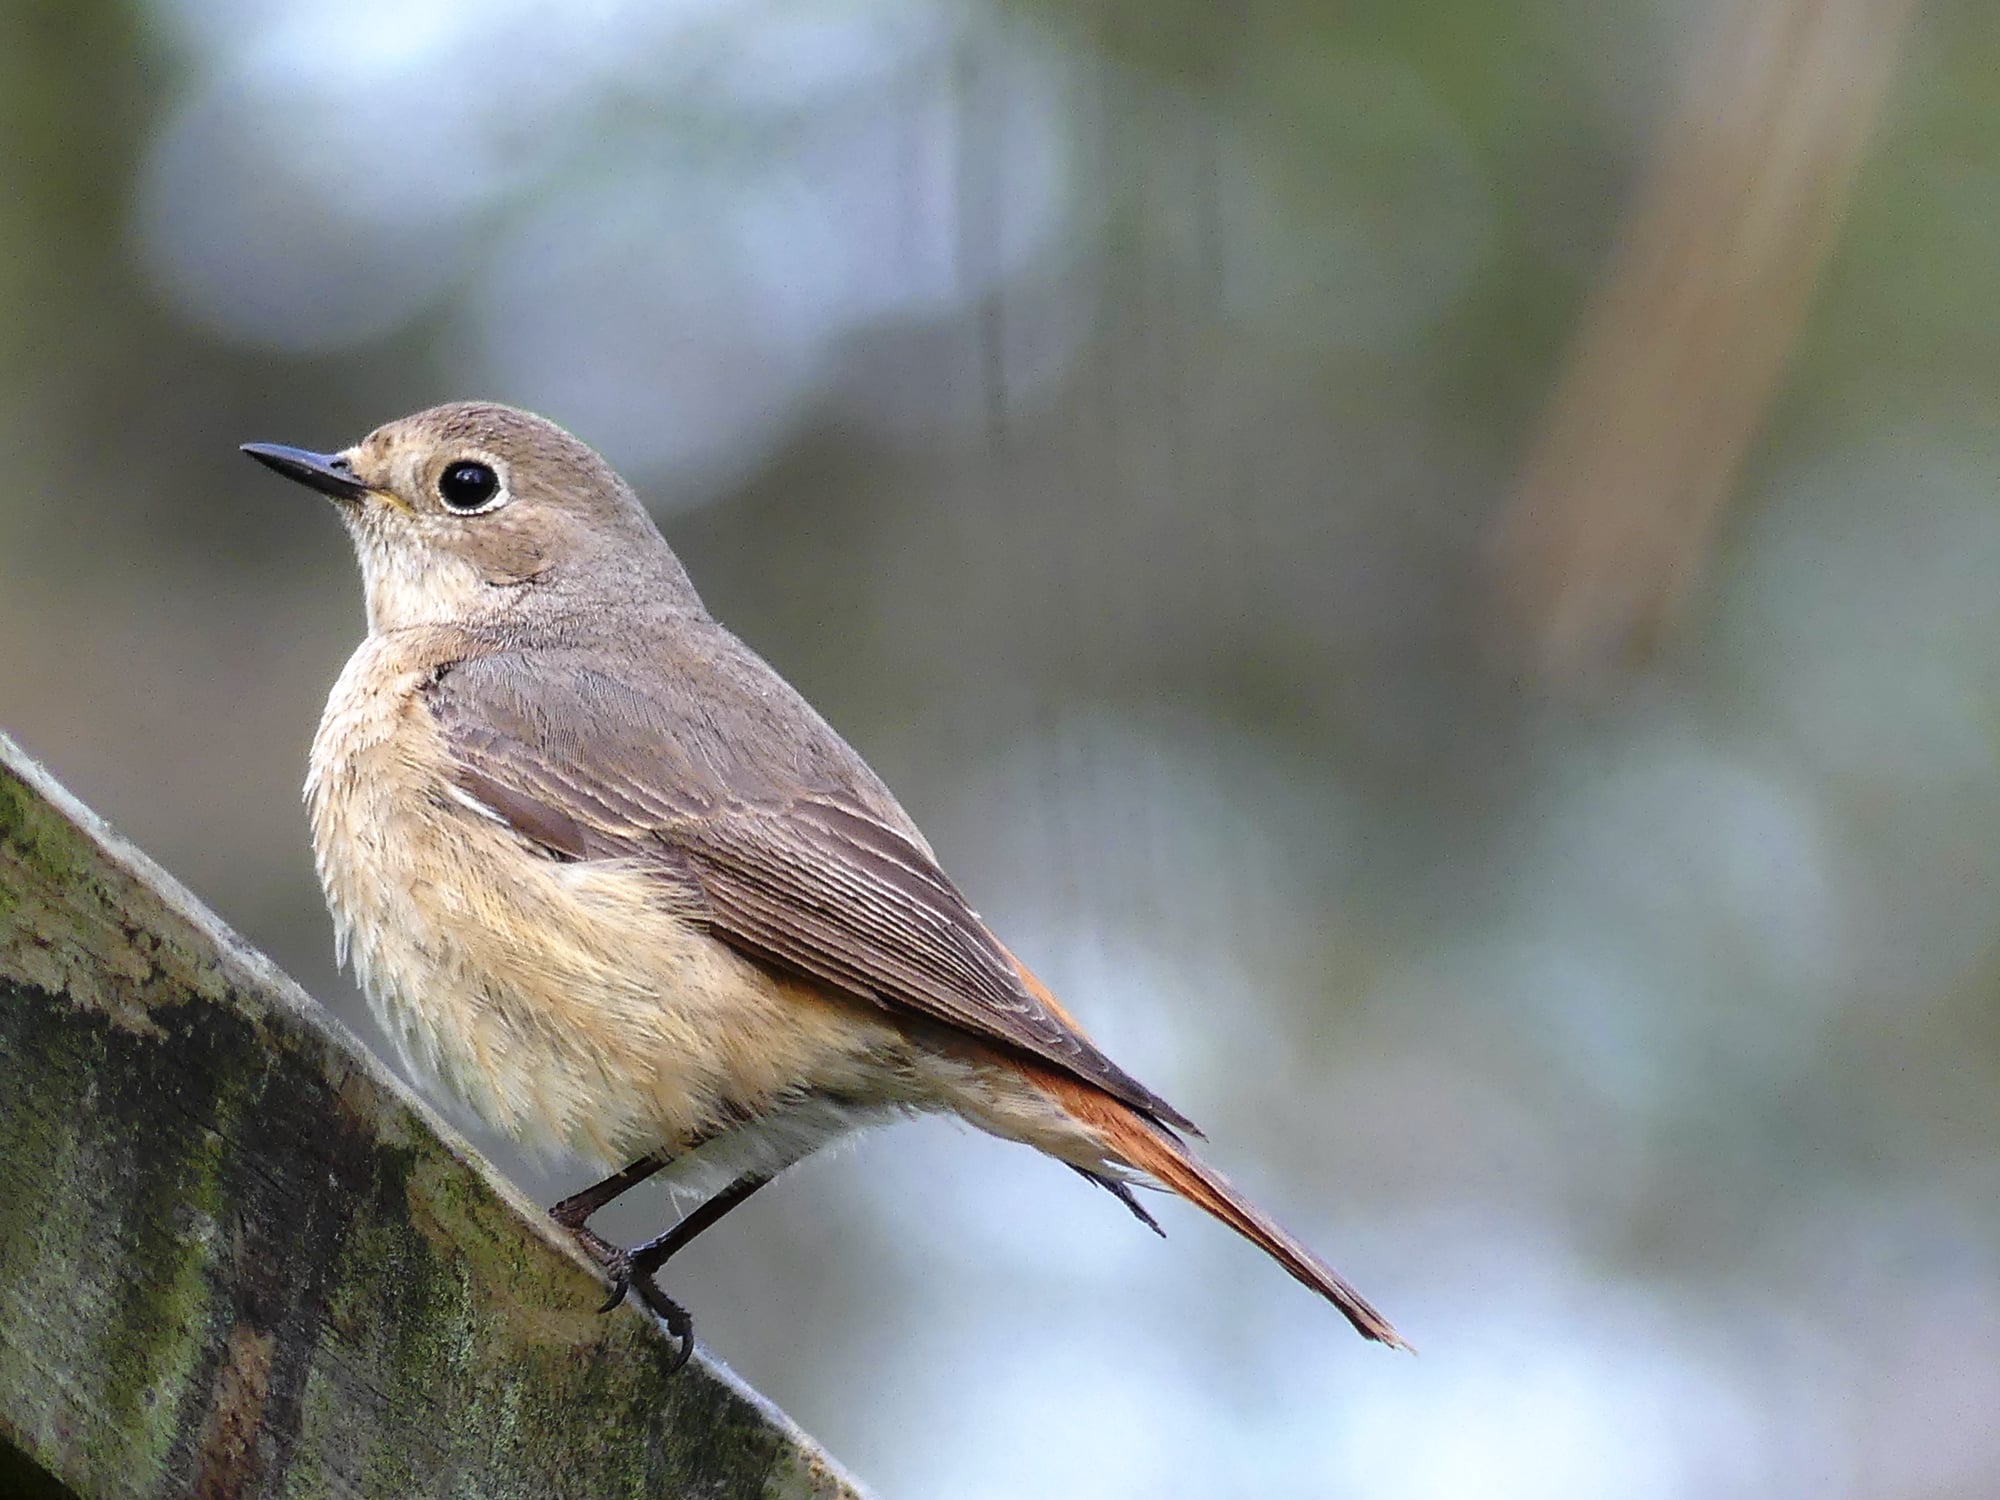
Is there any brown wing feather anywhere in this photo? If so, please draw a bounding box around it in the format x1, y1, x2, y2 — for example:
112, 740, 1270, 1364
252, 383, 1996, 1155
424, 646, 1195, 1131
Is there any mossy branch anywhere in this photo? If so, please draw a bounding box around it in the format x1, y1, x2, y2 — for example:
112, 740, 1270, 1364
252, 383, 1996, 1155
0, 731, 865, 1500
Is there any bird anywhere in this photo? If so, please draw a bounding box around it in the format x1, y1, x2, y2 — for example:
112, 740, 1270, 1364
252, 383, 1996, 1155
242, 401, 1405, 1368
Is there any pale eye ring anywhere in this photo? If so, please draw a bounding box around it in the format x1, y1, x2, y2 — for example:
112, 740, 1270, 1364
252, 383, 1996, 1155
437, 460, 503, 513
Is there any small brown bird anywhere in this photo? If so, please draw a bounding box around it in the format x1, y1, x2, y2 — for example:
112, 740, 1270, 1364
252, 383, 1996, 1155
244, 402, 1403, 1366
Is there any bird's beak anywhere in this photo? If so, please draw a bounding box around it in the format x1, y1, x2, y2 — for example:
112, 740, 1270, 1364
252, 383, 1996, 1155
240, 442, 371, 501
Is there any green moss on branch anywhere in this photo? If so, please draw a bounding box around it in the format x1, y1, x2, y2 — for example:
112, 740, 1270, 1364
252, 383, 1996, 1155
0, 732, 866, 1500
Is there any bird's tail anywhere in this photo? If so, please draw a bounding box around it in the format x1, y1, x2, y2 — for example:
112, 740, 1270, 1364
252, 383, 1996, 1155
992, 940, 1408, 1349
1035, 1067, 1410, 1350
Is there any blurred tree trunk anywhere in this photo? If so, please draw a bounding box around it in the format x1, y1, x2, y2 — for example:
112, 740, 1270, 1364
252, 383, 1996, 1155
1490, 0, 1916, 683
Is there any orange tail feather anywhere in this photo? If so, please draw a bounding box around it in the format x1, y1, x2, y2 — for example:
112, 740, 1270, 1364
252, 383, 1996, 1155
1038, 1070, 1410, 1349
994, 940, 1408, 1348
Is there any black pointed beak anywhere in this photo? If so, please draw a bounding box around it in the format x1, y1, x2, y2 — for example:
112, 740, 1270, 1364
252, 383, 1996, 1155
240, 442, 370, 501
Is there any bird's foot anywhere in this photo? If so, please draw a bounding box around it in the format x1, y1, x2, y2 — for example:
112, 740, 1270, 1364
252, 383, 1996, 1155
629, 1269, 697, 1373
567, 1226, 633, 1310
558, 1220, 697, 1373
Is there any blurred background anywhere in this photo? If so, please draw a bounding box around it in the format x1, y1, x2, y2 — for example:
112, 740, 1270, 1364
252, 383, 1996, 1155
4, 0, 1998, 1493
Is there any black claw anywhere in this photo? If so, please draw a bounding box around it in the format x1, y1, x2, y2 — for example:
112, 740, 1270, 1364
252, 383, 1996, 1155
634, 1276, 697, 1374
561, 1223, 635, 1314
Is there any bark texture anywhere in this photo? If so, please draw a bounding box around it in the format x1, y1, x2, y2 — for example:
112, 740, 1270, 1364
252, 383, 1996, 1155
0, 731, 866, 1500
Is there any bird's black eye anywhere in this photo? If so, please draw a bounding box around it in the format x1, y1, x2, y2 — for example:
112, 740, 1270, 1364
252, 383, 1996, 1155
437, 460, 501, 513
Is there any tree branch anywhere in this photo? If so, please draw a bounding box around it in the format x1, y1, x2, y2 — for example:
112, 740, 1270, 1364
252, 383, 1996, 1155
0, 730, 866, 1500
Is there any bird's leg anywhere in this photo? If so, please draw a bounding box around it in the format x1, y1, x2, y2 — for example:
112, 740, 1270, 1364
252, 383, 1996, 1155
550, 1149, 676, 1232
627, 1171, 775, 1279
548, 1104, 756, 1239
546, 1134, 772, 1373
610, 1172, 775, 1372
548, 1147, 692, 1312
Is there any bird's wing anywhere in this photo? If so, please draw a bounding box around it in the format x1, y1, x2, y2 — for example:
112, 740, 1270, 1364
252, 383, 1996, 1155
424, 647, 1193, 1131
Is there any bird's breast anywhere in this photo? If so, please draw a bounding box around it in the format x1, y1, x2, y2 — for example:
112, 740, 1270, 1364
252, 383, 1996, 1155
305, 633, 911, 1166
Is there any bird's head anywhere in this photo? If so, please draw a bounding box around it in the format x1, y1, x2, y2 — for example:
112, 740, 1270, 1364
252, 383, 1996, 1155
244, 402, 694, 634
